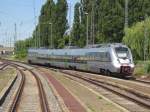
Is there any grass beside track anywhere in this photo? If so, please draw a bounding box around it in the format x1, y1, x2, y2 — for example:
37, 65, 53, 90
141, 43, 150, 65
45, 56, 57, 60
0, 68, 16, 92
134, 61, 150, 78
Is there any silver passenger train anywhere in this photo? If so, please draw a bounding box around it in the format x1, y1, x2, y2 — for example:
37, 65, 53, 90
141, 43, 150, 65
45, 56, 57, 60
28, 43, 135, 78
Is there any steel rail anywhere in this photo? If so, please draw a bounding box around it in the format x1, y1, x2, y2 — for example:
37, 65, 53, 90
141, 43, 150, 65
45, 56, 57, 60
135, 79, 150, 85
8, 68, 25, 112
4, 61, 50, 112
60, 70, 150, 109
30, 70, 50, 112
3, 59, 150, 111
0, 63, 10, 70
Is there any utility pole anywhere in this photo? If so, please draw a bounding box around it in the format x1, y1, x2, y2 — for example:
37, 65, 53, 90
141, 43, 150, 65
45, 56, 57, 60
33, 0, 37, 48
14, 23, 17, 49
5, 32, 7, 47
0, 22, 1, 39
49, 22, 53, 49
85, 12, 89, 46
125, 0, 129, 29
9, 35, 11, 48
2, 34, 4, 47
144, 14, 148, 61
91, 1, 95, 45
90, 13, 93, 45
38, 23, 41, 47
69, 1, 71, 46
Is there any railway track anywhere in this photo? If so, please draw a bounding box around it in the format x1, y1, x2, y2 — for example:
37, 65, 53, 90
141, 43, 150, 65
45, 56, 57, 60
0, 62, 50, 112
57, 70, 150, 111
8, 68, 25, 112
1, 60, 87, 112
1, 60, 150, 111
135, 79, 150, 85
0, 63, 10, 70
11, 65, 49, 112
29, 70, 50, 112
40, 69, 86, 112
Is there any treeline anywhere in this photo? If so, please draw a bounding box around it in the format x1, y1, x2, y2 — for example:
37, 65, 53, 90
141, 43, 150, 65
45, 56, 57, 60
72, 0, 150, 47
15, 0, 150, 60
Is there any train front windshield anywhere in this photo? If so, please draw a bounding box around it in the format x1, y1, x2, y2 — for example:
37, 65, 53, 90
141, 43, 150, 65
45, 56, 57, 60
115, 47, 130, 59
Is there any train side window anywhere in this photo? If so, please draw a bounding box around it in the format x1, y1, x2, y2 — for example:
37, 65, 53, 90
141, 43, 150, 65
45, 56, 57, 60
106, 52, 111, 61
97, 52, 111, 62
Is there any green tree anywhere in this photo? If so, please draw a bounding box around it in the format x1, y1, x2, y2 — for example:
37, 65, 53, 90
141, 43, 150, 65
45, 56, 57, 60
38, 0, 55, 48
81, 0, 96, 45
72, 2, 84, 47
14, 37, 33, 59
123, 18, 150, 60
54, 0, 68, 48
77, 0, 150, 45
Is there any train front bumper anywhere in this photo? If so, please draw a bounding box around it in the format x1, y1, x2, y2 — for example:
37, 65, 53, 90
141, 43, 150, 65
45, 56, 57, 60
113, 63, 134, 77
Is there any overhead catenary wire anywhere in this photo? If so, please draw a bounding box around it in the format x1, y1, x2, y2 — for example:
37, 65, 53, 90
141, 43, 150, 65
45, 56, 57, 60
14, 23, 17, 49
69, 0, 72, 46
33, 0, 37, 48
144, 14, 148, 61
91, 1, 95, 45
125, 0, 129, 28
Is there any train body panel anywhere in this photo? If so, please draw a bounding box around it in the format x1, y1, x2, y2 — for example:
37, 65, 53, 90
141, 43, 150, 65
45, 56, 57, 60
28, 43, 135, 77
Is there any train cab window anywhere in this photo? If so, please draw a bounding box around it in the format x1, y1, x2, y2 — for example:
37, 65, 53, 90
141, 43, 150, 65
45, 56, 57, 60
115, 47, 129, 59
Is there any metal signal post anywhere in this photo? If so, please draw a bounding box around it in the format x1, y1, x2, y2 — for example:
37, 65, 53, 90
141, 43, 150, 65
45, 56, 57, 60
85, 12, 89, 46
144, 14, 148, 61
49, 22, 53, 49
125, 0, 129, 28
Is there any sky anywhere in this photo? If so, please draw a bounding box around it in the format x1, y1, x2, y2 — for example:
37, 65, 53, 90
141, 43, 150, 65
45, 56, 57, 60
0, 0, 80, 47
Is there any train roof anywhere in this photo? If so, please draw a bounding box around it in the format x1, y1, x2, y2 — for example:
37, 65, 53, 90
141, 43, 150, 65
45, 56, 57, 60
28, 43, 128, 56
84, 43, 127, 48
29, 43, 127, 51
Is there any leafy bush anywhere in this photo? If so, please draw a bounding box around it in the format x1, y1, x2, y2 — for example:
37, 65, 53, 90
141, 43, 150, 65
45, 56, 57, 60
14, 50, 27, 60
144, 62, 150, 74
134, 61, 150, 76
134, 65, 145, 76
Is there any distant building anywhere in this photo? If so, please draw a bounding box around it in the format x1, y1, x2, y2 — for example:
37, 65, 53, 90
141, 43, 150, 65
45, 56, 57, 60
0, 47, 14, 55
